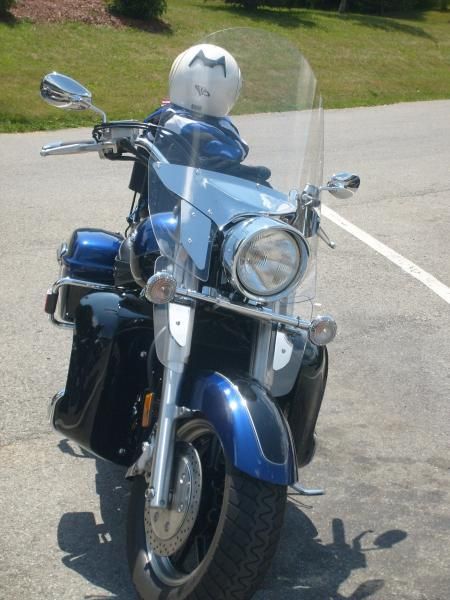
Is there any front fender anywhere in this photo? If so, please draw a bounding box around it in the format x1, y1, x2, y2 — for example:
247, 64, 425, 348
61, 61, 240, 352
183, 372, 297, 485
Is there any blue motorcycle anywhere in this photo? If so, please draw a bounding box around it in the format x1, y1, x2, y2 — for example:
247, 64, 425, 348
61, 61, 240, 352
40, 28, 359, 600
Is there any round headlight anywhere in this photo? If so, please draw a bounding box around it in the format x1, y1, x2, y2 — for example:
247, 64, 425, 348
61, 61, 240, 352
223, 217, 309, 302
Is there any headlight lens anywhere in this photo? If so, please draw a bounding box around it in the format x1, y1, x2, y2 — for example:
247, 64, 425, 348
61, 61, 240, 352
223, 217, 309, 302
237, 229, 300, 296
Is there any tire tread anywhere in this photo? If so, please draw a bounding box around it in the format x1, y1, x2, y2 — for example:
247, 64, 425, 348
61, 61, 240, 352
192, 469, 286, 600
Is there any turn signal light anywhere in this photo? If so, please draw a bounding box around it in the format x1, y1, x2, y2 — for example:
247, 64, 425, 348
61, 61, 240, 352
144, 271, 177, 304
309, 315, 337, 346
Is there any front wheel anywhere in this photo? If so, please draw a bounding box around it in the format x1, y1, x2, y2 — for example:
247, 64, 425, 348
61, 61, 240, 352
127, 418, 287, 600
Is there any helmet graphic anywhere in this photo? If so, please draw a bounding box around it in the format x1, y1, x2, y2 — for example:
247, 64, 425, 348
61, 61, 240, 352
169, 43, 242, 118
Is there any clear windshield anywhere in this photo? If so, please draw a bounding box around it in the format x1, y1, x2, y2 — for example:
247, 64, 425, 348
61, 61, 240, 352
148, 28, 323, 346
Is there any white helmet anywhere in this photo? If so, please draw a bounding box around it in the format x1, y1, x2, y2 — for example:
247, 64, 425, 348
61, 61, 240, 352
169, 43, 242, 118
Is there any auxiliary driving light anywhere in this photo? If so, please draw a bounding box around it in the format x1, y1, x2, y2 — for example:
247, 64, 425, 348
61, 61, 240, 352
309, 315, 337, 346
144, 271, 177, 304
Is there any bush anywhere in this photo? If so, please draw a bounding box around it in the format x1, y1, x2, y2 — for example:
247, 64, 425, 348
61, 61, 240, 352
106, 0, 167, 20
343, 0, 435, 13
0, 0, 15, 16
222, 0, 436, 11
224, 0, 263, 7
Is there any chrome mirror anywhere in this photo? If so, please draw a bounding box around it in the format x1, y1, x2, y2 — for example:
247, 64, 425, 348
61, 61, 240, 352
322, 172, 360, 199
40, 73, 92, 110
40, 72, 106, 121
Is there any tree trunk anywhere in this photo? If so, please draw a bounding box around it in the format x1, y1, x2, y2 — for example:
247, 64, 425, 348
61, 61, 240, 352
338, 0, 347, 14
439, 0, 448, 11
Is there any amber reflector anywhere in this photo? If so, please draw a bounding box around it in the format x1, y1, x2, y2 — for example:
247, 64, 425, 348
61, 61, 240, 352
142, 392, 154, 428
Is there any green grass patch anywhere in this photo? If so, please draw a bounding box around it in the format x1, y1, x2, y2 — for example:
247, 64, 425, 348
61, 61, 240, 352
0, 1, 449, 131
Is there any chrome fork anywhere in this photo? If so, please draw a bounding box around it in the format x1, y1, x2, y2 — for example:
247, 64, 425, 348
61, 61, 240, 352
149, 365, 185, 508
149, 266, 197, 509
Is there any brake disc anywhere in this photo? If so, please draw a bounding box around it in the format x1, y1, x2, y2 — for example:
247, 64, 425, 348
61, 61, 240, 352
144, 442, 202, 556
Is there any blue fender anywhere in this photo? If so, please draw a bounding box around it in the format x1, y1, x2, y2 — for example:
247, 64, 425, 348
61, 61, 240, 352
183, 371, 297, 485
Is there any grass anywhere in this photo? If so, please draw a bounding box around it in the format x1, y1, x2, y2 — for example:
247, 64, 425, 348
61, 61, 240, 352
0, 1, 449, 132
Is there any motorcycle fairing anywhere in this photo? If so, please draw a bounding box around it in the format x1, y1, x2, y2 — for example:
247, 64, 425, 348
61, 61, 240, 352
282, 342, 328, 468
150, 163, 296, 279
153, 163, 295, 228
51, 292, 154, 466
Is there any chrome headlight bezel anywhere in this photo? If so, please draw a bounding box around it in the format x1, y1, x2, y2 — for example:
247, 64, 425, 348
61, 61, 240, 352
222, 217, 310, 303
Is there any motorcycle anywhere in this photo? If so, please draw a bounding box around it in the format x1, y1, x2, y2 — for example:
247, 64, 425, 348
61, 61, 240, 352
40, 28, 359, 600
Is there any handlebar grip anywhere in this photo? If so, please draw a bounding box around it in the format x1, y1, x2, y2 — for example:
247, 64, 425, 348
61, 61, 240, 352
40, 140, 105, 157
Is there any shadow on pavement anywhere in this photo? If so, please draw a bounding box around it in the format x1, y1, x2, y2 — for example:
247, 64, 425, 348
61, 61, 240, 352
56, 440, 407, 599
261, 500, 407, 599
57, 440, 134, 599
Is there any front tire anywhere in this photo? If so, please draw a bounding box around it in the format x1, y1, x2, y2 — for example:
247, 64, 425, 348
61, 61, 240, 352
127, 418, 286, 600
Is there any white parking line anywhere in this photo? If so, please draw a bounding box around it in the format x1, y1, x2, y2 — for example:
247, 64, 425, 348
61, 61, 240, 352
322, 205, 450, 305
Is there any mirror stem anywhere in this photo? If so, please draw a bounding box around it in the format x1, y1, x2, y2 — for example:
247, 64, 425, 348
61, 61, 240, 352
318, 225, 336, 249
90, 104, 107, 123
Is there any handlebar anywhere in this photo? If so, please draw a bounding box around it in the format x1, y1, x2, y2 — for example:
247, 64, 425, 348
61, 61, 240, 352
40, 121, 147, 158
40, 130, 167, 164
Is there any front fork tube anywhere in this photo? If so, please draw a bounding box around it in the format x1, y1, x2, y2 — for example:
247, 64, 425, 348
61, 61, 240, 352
250, 299, 286, 390
250, 320, 277, 389
149, 367, 184, 508
149, 302, 196, 509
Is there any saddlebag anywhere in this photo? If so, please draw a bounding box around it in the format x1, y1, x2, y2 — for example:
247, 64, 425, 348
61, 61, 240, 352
49, 228, 124, 325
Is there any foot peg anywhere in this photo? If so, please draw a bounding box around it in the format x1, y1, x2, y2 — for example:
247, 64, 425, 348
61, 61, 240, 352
290, 482, 325, 496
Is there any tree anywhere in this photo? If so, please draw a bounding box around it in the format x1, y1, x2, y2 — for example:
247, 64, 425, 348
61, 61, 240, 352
338, 0, 348, 12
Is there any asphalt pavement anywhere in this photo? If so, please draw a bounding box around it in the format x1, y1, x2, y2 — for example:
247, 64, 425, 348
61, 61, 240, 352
0, 100, 449, 600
